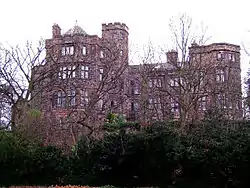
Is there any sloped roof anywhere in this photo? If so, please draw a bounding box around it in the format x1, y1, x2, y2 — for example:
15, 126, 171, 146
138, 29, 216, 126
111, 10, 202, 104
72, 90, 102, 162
64, 24, 87, 36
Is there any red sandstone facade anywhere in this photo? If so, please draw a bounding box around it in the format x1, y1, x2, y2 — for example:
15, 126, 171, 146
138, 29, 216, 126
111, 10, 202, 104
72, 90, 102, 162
32, 22, 242, 146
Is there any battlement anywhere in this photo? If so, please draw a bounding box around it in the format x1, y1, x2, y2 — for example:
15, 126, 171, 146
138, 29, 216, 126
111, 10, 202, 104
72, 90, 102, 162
102, 22, 129, 33
189, 42, 240, 54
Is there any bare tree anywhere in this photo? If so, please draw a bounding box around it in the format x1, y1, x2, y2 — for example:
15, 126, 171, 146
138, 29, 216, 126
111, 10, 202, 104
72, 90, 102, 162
169, 13, 210, 63
0, 41, 49, 129
128, 41, 165, 123
130, 14, 240, 130
164, 14, 241, 128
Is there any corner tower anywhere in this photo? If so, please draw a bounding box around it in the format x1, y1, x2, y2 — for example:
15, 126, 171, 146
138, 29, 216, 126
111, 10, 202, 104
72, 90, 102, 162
102, 22, 129, 63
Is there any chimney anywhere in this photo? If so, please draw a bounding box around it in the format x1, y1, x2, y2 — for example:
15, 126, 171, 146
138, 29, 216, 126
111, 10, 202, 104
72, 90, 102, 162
166, 50, 178, 63
52, 24, 61, 38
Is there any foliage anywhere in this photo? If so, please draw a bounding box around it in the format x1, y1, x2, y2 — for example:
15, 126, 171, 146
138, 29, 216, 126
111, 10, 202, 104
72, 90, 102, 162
0, 131, 69, 186
1, 120, 250, 187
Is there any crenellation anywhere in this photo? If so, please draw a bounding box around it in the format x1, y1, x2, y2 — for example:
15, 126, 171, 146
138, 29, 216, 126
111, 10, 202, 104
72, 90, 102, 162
102, 22, 129, 33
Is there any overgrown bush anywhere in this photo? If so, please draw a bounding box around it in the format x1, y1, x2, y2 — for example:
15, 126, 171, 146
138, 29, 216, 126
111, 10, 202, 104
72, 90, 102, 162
1, 120, 250, 187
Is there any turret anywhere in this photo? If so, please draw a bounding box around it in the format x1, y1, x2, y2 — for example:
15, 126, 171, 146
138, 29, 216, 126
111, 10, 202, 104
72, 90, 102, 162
101, 22, 129, 64
102, 22, 129, 42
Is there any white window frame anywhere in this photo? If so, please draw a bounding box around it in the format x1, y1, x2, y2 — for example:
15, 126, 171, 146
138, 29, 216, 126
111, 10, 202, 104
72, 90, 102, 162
82, 46, 87, 56
98, 99, 104, 110
61, 47, 66, 56
58, 67, 63, 79
199, 96, 207, 111
149, 79, 153, 88
120, 50, 123, 56
100, 50, 104, 58
80, 90, 89, 107
68, 65, 76, 78
149, 98, 153, 109
62, 46, 74, 56
217, 51, 224, 60
170, 78, 179, 87
216, 70, 225, 82
57, 91, 66, 107
99, 68, 104, 81
170, 98, 178, 112
81, 65, 89, 79
67, 90, 76, 106
62, 67, 67, 79
134, 85, 140, 95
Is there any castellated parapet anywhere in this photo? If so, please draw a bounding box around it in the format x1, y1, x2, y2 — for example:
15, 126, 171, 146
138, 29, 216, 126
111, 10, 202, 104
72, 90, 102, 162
102, 22, 129, 33
189, 43, 240, 54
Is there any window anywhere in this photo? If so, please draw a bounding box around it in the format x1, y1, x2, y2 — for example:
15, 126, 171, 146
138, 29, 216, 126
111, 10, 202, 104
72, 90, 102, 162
216, 70, 225, 82
131, 102, 139, 111
80, 90, 89, 107
61, 46, 74, 56
149, 98, 153, 109
98, 99, 104, 110
155, 98, 161, 110
57, 91, 66, 107
59, 66, 76, 79
232, 54, 235, 62
58, 67, 63, 79
170, 98, 178, 112
149, 97, 161, 110
81, 65, 89, 79
217, 94, 226, 109
170, 78, 179, 87
217, 51, 224, 60
100, 50, 104, 58
149, 78, 162, 88
149, 79, 153, 88
199, 96, 207, 111
61, 47, 65, 56
134, 85, 140, 95
111, 101, 117, 109
99, 68, 104, 81
82, 46, 87, 56
67, 90, 76, 106
228, 53, 235, 62
63, 67, 67, 79
134, 102, 139, 111
236, 101, 241, 110
199, 72, 205, 85
68, 65, 76, 78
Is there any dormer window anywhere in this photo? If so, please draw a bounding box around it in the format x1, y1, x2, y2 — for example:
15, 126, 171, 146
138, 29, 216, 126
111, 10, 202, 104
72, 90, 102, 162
82, 46, 87, 56
62, 46, 74, 56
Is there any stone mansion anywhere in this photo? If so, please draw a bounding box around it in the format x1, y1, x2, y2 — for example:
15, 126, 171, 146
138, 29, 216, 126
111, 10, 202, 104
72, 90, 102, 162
31, 22, 242, 145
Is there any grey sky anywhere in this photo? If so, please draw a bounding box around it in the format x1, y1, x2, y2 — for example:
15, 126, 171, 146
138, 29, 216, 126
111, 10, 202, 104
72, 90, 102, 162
1, 0, 250, 76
